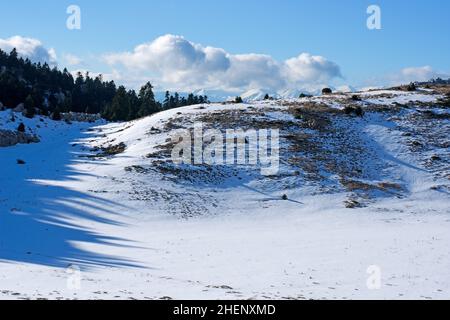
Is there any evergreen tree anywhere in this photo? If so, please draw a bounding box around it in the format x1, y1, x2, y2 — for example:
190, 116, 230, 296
174, 92, 180, 108
48, 94, 58, 113
127, 89, 139, 120
138, 82, 159, 118
61, 95, 73, 113
163, 91, 170, 110
24, 95, 35, 118
187, 93, 195, 105
0, 48, 214, 122
104, 86, 130, 121
169, 95, 176, 109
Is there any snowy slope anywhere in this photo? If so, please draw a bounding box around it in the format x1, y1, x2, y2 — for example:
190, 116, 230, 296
0, 88, 449, 300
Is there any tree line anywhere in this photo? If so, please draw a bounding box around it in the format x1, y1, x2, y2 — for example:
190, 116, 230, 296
0, 48, 208, 121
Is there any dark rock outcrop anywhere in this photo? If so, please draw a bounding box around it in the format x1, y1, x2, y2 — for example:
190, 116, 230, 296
0, 129, 40, 147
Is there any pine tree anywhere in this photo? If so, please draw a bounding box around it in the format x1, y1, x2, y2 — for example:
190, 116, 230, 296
174, 92, 180, 108
169, 95, 176, 109
163, 91, 170, 110
127, 90, 139, 120
138, 82, 159, 118
107, 86, 130, 121
187, 93, 195, 105
62, 95, 73, 113
24, 95, 35, 118
8, 48, 19, 67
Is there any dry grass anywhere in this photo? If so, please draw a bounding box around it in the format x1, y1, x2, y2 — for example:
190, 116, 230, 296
288, 103, 339, 132
88, 142, 126, 158
341, 178, 403, 193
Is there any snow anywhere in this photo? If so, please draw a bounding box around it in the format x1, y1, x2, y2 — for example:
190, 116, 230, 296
0, 91, 449, 300
357, 89, 442, 105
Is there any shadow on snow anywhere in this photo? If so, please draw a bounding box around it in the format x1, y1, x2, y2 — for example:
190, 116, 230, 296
0, 125, 146, 270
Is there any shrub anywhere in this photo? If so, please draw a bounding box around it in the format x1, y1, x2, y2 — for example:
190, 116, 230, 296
354, 106, 364, 117
343, 105, 364, 117
235, 96, 243, 103
264, 94, 270, 100
322, 88, 332, 95
344, 106, 354, 115
351, 95, 361, 101
407, 82, 416, 91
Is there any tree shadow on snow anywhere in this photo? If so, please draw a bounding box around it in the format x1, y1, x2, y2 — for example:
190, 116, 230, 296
0, 125, 146, 270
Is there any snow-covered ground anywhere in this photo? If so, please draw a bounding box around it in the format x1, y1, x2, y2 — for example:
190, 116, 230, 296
0, 89, 449, 300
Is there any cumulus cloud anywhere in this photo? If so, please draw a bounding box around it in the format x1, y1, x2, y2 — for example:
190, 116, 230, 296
103, 34, 342, 93
284, 53, 342, 84
0, 36, 57, 65
395, 66, 449, 83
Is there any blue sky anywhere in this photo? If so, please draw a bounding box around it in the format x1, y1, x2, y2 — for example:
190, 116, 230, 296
0, 0, 449, 94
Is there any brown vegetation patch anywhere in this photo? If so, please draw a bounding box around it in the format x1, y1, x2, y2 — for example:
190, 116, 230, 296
341, 178, 403, 193
89, 142, 126, 158
288, 103, 339, 131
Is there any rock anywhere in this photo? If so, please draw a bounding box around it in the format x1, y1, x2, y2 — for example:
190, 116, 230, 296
431, 155, 442, 161
345, 199, 361, 209
0, 129, 40, 147
17, 159, 26, 165
13, 103, 25, 113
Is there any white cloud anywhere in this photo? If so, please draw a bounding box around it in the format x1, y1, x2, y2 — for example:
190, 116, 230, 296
0, 36, 57, 65
395, 66, 449, 83
358, 66, 450, 90
103, 34, 342, 93
284, 53, 342, 84
380, 66, 450, 85
63, 53, 82, 66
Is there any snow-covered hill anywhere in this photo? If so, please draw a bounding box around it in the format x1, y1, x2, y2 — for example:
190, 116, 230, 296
0, 87, 449, 300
